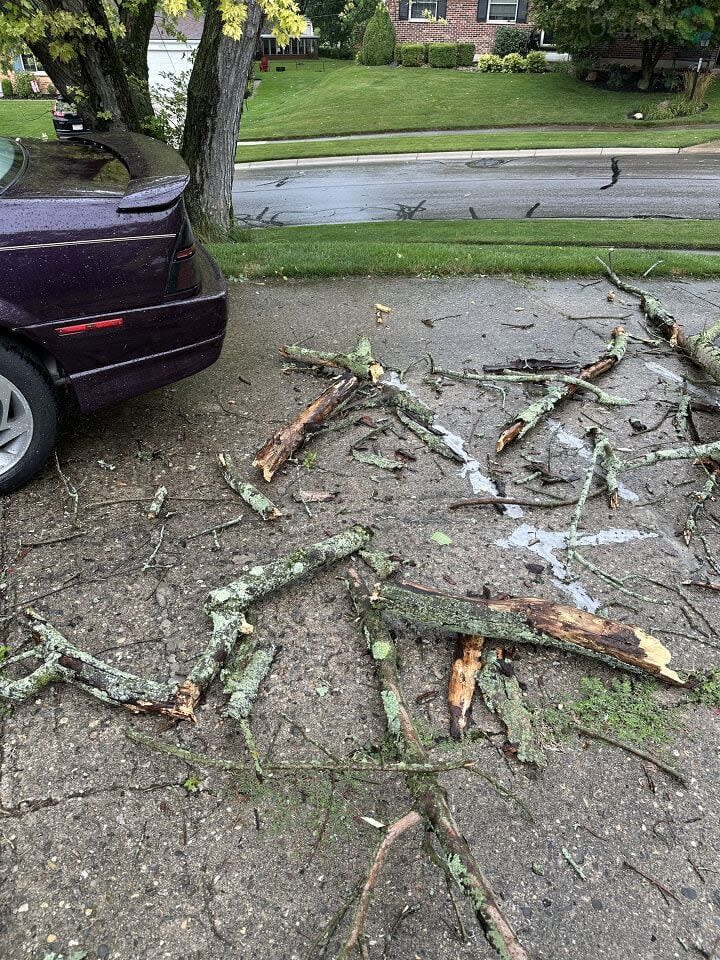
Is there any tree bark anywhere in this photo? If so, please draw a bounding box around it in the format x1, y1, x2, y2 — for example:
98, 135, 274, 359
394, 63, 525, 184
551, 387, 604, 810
118, 0, 157, 123
181, 0, 262, 237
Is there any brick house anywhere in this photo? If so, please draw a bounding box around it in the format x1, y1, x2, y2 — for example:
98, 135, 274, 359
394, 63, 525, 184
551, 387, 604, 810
0, 52, 54, 97
390, 0, 537, 56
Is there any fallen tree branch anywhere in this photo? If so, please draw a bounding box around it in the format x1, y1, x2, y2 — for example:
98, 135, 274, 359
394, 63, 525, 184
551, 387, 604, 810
254, 373, 361, 482
476, 652, 546, 766
347, 568, 531, 960
571, 722, 688, 787
375, 581, 685, 685
1, 526, 373, 721
448, 634, 484, 740
495, 326, 629, 453
218, 454, 282, 520
599, 260, 720, 384
280, 337, 384, 383
430, 366, 632, 407
338, 811, 423, 959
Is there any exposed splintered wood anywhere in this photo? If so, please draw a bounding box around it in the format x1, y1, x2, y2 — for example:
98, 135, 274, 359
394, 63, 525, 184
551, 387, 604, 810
376, 581, 685, 686
218, 453, 282, 520
279, 336, 384, 383
599, 261, 720, 384
253, 374, 360, 481
448, 634, 484, 740
1, 526, 373, 723
346, 568, 530, 960
496, 326, 629, 453
476, 652, 546, 766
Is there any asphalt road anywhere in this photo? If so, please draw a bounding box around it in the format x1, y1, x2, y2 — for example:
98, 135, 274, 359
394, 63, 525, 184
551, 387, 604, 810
232, 153, 720, 226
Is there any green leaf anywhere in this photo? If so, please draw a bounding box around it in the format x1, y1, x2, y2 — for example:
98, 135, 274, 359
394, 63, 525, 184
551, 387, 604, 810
430, 531, 453, 546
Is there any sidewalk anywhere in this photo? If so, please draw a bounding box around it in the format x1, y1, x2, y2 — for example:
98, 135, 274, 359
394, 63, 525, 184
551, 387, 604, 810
236, 143, 720, 171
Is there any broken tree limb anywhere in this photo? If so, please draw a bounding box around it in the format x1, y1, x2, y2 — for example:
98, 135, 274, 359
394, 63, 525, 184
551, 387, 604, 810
1, 526, 372, 723
476, 652, 546, 766
430, 366, 632, 408
280, 337, 384, 383
495, 326, 629, 453
394, 409, 465, 463
194, 524, 373, 693
218, 453, 282, 520
347, 568, 531, 960
222, 639, 277, 777
448, 634, 484, 740
599, 261, 720, 384
253, 374, 361, 482
375, 581, 685, 686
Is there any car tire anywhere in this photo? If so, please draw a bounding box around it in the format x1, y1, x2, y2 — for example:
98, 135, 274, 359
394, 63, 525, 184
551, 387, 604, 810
0, 341, 59, 494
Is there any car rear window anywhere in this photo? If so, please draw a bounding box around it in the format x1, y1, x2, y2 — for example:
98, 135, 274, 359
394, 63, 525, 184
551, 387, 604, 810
0, 138, 26, 195
4, 140, 130, 199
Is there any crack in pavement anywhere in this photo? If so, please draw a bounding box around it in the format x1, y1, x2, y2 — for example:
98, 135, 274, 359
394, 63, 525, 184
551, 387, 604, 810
600, 157, 621, 191
526, 202, 541, 218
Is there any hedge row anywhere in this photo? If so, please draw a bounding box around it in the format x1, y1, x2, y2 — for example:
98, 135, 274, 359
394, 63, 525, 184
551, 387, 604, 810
477, 51, 547, 73
396, 41, 475, 68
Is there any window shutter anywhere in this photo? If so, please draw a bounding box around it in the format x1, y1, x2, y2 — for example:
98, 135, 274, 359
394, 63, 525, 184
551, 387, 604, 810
399, 0, 410, 19
476, 0, 488, 21
517, 0, 529, 22
437, 0, 447, 17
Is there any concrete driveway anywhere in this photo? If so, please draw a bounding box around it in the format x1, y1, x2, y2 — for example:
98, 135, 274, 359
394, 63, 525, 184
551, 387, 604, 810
1, 276, 719, 959
232, 153, 720, 226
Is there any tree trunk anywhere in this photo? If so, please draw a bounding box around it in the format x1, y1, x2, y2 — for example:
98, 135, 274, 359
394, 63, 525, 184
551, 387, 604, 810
27, 0, 146, 131
639, 39, 664, 90
181, 0, 262, 238
119, 0, 157, 124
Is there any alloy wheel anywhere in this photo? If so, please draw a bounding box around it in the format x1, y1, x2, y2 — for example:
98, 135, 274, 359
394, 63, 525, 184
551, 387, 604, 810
0, 373, 34, 478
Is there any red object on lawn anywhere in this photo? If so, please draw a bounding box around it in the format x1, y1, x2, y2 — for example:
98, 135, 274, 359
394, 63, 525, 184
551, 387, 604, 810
260, 56, 269, 72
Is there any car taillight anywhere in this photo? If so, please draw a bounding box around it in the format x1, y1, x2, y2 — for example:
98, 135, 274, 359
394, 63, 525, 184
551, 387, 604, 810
52, 110, 65, 118
166, 216, 199, 296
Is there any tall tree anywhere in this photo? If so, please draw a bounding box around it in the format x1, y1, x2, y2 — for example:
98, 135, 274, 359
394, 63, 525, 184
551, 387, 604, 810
532, 0, 720, 88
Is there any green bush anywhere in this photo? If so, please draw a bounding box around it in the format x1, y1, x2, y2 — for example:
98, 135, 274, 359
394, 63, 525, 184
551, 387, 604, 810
501, 53, 527, 73
318, 45, 354, 60
362, 5, 396, 66
525, 50, 547, 74
13, 72, 34, 98
492, 26, 528, 57
397, 42, 426, 66
1, 78, 13, 98
428, 42, 457, 68
456, 42, 475, 68
477, 53, 503, 72
646, 94, 706, 121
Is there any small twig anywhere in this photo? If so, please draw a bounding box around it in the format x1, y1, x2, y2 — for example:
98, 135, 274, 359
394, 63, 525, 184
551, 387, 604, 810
183, 516, 244, 543
142, 524, 166, 571
572, 722, 688, 787
339, 811, 423, 958
561, 847, 587, 881
623, 859, 681, 905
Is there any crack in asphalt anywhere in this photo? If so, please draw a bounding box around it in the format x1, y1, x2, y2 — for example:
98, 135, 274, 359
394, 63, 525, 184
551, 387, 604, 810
526, 202, 541, 218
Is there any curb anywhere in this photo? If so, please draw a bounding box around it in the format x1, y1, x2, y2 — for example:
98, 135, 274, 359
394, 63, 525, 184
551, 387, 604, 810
235, 146, 688, 171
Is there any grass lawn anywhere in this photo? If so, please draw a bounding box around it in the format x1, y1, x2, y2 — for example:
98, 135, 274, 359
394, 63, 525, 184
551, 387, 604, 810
209, 218, 720, 280
0, 99, 55, 138
240, 61, 720, 141
236, 128, 720, 163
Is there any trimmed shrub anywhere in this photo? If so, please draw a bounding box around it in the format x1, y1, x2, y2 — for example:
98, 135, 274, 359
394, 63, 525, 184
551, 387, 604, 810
428, 42, 457, 68
501, 53, 527, 73
362, 5, 396, 66
525, 50, 547, 74
477, 53, 503, 72
1, 78, 13, 98
456, 42, 475, 68
12, 72, 34, 98
318, 44, 353, 59
398, 42, 426, 66
492, 26, 528, 57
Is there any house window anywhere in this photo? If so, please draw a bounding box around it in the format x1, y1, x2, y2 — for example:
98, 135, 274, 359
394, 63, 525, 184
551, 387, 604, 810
539, 30, 555, 49
487, 1, 518, 22
410, 0, 438, 20
20, 53, 43, 73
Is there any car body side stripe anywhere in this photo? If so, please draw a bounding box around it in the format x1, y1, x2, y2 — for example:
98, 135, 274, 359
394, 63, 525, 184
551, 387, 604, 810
0, 234, 176, 253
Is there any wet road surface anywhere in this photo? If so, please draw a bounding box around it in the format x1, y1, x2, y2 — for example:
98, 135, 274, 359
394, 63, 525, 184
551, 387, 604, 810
232, 153, 720, 226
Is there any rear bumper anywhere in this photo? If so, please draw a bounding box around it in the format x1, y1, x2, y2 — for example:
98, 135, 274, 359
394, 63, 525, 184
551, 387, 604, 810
26, 244, 228, 412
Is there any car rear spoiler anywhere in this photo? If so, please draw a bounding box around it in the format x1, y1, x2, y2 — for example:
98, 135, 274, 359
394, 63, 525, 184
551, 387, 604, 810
73, 131, 190, 212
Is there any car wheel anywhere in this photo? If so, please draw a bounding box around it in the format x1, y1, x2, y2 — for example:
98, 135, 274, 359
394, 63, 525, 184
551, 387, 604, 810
0, 342, 59, 494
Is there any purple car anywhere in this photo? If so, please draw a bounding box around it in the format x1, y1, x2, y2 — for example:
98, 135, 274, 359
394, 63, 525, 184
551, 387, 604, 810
0, 131, 227, 492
